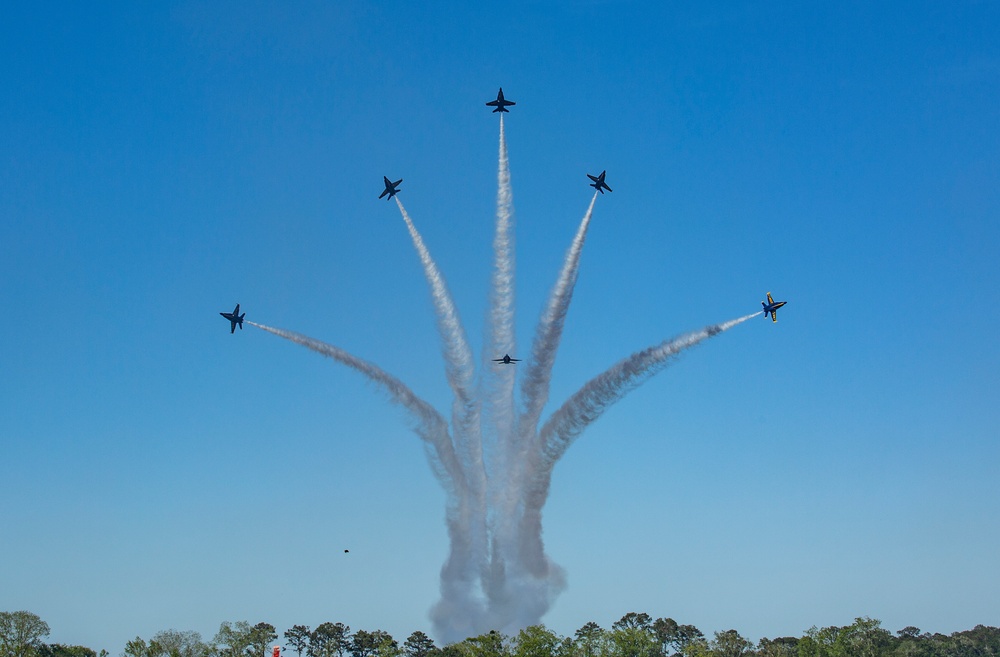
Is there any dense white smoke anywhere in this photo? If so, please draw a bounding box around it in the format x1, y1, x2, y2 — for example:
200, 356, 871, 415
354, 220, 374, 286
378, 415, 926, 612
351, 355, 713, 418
249, 122, 759, 643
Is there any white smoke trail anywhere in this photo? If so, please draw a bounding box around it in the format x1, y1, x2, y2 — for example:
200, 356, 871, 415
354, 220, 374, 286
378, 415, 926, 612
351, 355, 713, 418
537, 312, 762, 467
486, 114, 517, 437
480, 114, 521, 624
246, 321, 461, 486
518, 192, 598, 441
394, 198, 483, 494
392, 198, 489, 638
483, 192, 598, 631
250, 320, 489, 633
394, 197, 479, 441
501, 312, 762, 620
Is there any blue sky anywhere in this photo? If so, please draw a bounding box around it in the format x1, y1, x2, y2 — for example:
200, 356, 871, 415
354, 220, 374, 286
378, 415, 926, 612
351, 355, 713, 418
2, 1, 998, 652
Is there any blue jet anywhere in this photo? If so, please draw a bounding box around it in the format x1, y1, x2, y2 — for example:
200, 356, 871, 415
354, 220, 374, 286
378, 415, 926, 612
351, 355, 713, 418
220, 303, 245, 333
379, 176, 402, 200
587, 170, 612, 194
762, 292, 787, 323
486, 87, 516, 113
492, 354, 521, 365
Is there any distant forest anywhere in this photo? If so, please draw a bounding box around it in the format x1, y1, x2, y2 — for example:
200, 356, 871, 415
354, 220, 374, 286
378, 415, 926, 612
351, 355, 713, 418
3, 610, 999, 657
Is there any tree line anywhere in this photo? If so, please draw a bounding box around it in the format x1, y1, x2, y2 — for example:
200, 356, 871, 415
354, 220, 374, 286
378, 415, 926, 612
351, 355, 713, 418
3, 610, 999, 657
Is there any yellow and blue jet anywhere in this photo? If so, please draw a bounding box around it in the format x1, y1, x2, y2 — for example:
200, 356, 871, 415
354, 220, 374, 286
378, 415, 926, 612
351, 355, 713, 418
762, 292, 787, 323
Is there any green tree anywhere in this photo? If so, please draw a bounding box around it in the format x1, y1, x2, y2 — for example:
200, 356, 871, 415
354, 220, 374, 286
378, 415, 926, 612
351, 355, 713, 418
613, 616, 653, 633
652, 621, 703, 657
370, 632, 398, 657
512, 626, 564, 657
709, 630, 754, 657
945, 625, 1000, 657
431, 647, 463, 657
678, 639, 711, 657
311, 624, 350, 657
123, 637, 158, 657
840, 618, 891, 657
652, 620, 678, 657
756, 637, 797, 657
459, 631, 509, 657
608, 625, 658, 657
0, 611, 51, 657
247, 624, 278, 657
403, 632, 435, 657
350, 631, 379, 657
285, 627, 311, 657
151, 630, 210, 657
574, 623, 606, 657
40, 645, 97, 657
799, 625, 840, 657
214, 622, 255, 657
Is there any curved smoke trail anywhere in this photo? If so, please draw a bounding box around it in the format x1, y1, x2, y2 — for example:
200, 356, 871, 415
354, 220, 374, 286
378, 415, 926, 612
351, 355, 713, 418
249, 320, 488, 631
246, 321, 460, 486
518, 192, 598, 441
504, 312, 762, 613
394, 198, 479, 446
394, 198, 483, 495
537, 312, 762, 466
392, 199, 490, 634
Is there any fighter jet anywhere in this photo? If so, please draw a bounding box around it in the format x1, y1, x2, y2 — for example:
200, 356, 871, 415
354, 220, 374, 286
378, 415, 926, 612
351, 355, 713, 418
486, 87, 515, 113
379, 176, 402, 200
492, 354, 521, 365
587, 170, 612, 194
220, 303, 245, 333
761, 292, 787, 323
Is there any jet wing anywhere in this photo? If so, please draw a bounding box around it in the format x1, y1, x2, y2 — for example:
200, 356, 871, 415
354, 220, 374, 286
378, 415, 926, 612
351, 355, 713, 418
766, 292, 774, 305
771, 311, 777, 323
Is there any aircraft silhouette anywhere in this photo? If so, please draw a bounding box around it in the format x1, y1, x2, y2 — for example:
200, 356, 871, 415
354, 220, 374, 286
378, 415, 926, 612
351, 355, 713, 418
486, 87, 516, 113
220, 303, 245, 334
379, 176, 402, 200
762, 292, 788, 323
492, 354, 521, 365
587, 170, 612, 194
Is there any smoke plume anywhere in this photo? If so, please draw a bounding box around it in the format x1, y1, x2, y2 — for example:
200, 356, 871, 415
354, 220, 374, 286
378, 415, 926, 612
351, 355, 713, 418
248, 120, 761, 643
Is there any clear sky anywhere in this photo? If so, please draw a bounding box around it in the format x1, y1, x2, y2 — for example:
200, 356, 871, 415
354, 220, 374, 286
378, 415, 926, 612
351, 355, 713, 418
2, 1, 998, 653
